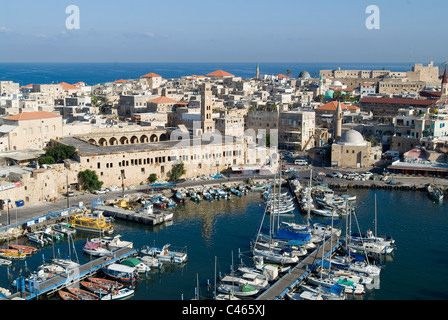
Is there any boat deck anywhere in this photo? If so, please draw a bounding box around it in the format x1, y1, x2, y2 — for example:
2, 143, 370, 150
13, 247, 137, 300
256, 235, 343, 300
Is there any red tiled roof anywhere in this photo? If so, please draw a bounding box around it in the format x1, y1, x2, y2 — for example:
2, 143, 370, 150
59, 82, 79, 90
147, 96, 178, 104
360, 97, 434, 106
316, 101, 359, 111
141, 72, 162, 78
276, 74, 290, 79
5, 111, 61, 121
206, 70, 234, 77
114, 79, 127, 84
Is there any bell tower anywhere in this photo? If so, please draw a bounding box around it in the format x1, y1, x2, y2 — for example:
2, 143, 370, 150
200, 82, 215, 134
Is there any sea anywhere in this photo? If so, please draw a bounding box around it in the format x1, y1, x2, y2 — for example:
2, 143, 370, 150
0, 62, 420, 86
1, 187, 448, 301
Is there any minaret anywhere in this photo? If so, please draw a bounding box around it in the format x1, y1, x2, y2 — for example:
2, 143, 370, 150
440, 68, 448, 103
335, 101, 343, 141
200, 82, 215, 134
256, 64, 260, 79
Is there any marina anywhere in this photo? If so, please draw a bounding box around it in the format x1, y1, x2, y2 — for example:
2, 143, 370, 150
0, 176, 447, 300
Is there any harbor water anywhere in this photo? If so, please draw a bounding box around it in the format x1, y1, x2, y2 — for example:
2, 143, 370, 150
1, 187, 448, 300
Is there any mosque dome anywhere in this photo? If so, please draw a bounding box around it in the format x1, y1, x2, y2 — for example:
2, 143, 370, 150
331, 80, 343, 87
337, 129, 367, 146
324, 89, 334, 99
298, 71, 311, 79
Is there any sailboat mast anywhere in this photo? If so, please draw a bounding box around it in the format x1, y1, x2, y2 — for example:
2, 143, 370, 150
307, 168, 312, 226
374, 194, 377, 238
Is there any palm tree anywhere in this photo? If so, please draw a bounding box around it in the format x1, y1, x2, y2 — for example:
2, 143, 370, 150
286, 69, 292, 77
99, 97, 111, 114
91, 95, 98, 106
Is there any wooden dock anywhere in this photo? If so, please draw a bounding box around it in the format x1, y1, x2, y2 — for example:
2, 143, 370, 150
94, 205, 171, 226
13, 247, 137, 300
256, 235, 343, 300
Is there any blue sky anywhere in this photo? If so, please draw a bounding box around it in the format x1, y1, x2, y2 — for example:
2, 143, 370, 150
0, 0, 446, 63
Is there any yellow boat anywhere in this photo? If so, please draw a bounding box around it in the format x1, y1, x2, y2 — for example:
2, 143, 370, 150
69, 213, 114, 234
0, 251, 26, 260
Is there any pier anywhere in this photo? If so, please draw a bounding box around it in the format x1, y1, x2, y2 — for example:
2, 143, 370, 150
94, 205, 171, 226
256, 235, 343, 300
10, 247, 137, 300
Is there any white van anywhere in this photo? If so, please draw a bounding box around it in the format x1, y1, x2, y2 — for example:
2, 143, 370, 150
294, 159, 308, 165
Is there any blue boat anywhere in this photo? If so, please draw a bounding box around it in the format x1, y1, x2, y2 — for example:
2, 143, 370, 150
230, 187, 242, 197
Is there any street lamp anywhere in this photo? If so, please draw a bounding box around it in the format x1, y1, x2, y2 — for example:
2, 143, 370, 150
120, 170, 126, 198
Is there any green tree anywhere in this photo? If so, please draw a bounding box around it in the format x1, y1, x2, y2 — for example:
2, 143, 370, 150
286, 69, 292, 77
39, 145, 76, 164
367, 136, 379, 147
78, 169, 103, 192
169, 162, 186, 182
147, 173, 158, 183
38, 155, 56, 165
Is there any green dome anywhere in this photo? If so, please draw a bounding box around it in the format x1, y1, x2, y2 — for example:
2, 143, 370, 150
324, 89, 334, 99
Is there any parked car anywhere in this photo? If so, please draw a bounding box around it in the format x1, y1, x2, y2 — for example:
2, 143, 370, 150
329, 172, 342, 178
66, 191, 75, 197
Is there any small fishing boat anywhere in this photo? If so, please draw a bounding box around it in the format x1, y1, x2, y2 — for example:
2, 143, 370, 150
174, 191, 188, 203
52, 222, 76, 236
87, 277, 124, 291
26, 230, 52, 246
8, 244, 37, 254
0, 257, 12, 266
217, 279, 259, 297
59, 290, 81, 300
428, 185, 444, 201
0, 250, 26, 260
230, 187, 242, 197
202, 190, 213, 201
138, 255, 163, 269
189, 191, 202, 203
81, 281, 110, 294
42, 226, 64, 241
0, 248, 33, 257
141, 243, 188, 264
101, 287, 135, 300
67, 287, 99, 300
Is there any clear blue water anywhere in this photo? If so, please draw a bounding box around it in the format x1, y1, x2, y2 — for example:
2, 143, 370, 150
0, 62, 413, 86
1, 188, 448, 300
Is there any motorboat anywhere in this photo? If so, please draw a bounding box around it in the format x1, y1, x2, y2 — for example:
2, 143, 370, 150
138, 255, 163, 269
26, 230, 52, 246
52, 223, 77, 236
102, 263, 138, 282
120, 257, 150, 273
89, 234, 133, 250
83, 241, 111, 257
141, 243, 188, 264
69, 213, 114, 234
101, 287, 135, 300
